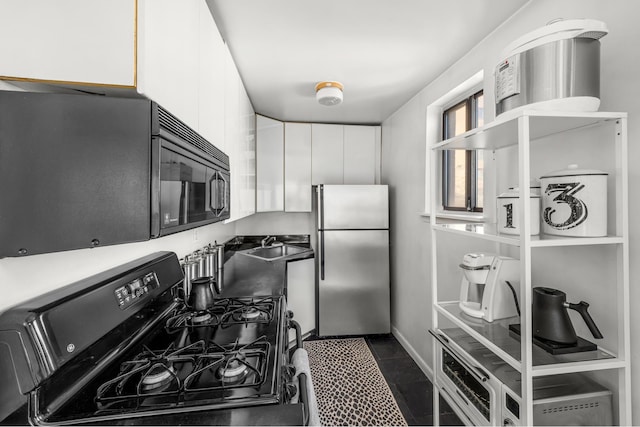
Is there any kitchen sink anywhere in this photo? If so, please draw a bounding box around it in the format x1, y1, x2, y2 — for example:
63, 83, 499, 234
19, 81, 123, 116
241, 244, 309, 261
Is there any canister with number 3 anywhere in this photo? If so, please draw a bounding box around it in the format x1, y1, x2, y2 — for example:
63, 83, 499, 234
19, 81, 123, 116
540, 164, 608, 237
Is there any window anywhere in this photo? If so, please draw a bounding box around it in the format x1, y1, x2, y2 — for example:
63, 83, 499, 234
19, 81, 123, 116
441, 90, 484, 212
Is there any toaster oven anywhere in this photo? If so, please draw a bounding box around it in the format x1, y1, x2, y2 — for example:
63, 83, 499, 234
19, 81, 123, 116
431, 329, 613, 426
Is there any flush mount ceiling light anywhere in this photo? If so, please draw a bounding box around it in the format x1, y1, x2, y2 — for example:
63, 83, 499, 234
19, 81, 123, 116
315, 81, 344, 106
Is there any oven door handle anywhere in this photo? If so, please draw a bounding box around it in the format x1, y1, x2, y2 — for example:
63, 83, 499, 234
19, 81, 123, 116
288, 316, 303, 351
429, 329, 489, 383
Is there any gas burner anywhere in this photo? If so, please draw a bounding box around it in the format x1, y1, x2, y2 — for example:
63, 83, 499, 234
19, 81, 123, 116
165, 303, 226, 332
221, 297, 275, 326
191, 311, 213, 324
217, 355, 249, 383
140, 365, 176, 392
240, 307, 262, 320
183, 336, 271, 393
96, 341, 204, 407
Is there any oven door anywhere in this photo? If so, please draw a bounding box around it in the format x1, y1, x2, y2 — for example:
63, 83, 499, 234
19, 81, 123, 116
431, 330, 497, 426
153, 138, 230, 237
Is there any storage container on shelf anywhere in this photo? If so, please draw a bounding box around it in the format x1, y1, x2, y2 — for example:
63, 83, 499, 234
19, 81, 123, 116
496, 184, 541, 235
495, 18, 608, 116
539, 164, 608, 237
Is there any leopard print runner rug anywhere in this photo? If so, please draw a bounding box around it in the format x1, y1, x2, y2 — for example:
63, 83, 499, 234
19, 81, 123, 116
303, 338, 408, 426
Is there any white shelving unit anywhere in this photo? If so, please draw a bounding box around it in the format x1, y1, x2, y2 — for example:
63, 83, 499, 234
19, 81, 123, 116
429, 109, 630, 425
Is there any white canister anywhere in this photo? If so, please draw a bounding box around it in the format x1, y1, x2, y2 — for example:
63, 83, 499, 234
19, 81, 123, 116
497, 186, 541, 235
539, 164, 608, 237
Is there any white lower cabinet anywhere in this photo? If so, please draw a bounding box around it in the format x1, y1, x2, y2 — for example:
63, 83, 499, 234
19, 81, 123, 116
287, 258, 316, 343
284, 123, 312, 212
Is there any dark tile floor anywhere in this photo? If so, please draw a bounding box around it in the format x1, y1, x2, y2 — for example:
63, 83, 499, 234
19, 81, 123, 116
304, 334, 463, 426
365, 335, 463, 426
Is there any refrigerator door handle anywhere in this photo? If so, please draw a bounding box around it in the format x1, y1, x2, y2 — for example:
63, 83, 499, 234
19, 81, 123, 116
317, 185, 324, 230
320, 231, 325, 280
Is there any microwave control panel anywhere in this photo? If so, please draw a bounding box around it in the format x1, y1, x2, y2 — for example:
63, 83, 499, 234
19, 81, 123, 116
115, 272, 159, 310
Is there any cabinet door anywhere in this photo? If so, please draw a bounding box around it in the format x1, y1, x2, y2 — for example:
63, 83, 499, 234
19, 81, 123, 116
284, 123, 312, 212
312, 124, 344, 185
343, 125, 377, 184
287, 258, 316, 341
0, 0, 135, 86
239, 88, 256, 218
197, 0, 226, 149
226, 46, 256, 221
137, 0, 199, 128
256, 115, 284, 212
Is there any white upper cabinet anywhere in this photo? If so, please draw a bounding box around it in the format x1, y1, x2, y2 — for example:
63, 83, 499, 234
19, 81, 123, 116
137, 0, 200, 128
344, 125, 378, 184
284, 123, 312, 212
312, 123, 380, 185
0, 0, 225, 139
254, 120, 380, 213
0, 0, 135, 86
197, 0, 226, 149
226, 47, 256, 222
256, 115, 284, 212
311, 124, 344, 185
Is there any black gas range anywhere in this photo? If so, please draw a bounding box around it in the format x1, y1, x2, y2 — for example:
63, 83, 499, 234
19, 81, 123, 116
0, 252, 310, 425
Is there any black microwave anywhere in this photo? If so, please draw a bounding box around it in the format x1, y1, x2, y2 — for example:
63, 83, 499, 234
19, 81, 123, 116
153, 108, 230, 237
0, 91, 230, 257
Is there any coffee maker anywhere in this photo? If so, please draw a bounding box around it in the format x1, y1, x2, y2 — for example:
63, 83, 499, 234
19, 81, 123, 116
458, 253, 520, 322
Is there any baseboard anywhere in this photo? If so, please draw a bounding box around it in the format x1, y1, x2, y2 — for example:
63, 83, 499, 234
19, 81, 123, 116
391, 326, 434, 382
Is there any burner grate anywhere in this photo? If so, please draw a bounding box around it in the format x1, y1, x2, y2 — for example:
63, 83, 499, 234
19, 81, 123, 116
95, 336, 270, 411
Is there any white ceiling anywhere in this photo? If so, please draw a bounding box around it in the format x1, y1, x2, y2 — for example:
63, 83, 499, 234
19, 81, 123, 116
207, 0, 528, 125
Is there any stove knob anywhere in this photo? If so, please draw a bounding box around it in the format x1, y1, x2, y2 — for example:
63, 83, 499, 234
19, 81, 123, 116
286, 310, 294, 319
284, 382, 298, 402
282, 364, 296, 381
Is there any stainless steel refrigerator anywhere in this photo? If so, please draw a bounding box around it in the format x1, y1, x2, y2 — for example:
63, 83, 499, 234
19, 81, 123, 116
315, 184, 390, 336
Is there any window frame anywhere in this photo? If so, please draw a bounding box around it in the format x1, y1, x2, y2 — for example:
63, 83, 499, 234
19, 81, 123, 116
441, 89, 484, 213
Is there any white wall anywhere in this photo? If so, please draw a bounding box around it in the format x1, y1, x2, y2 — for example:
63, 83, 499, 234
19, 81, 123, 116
381, 0, 640, 420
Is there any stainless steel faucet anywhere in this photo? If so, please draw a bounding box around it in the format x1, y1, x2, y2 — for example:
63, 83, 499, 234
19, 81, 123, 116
261, 235, 276, 247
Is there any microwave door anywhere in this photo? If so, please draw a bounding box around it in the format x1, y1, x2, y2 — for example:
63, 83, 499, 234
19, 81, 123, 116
160, 181, 189, 229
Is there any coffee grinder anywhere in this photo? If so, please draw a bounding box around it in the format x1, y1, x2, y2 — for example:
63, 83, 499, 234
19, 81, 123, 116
458, 253, 520, 322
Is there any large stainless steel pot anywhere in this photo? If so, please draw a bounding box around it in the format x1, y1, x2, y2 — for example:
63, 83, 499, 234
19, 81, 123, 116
495, 19, 608, 116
